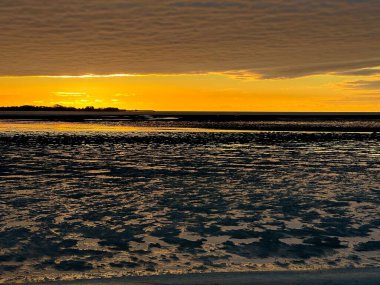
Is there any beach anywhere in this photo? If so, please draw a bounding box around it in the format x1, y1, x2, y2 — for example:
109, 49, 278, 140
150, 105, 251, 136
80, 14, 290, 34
0, 119, 379, 284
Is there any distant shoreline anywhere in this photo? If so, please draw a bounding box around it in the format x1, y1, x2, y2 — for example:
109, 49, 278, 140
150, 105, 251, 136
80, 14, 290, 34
32, 268, 380, 285
0, 110, 380, 119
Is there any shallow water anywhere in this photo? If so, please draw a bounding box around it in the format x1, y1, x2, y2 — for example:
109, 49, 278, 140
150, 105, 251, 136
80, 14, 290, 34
0, 121, 379, 283
0, 121, 249, 133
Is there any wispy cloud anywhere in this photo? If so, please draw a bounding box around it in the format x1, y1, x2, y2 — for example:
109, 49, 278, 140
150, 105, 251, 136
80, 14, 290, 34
215, 70, 261, 80
342, 79, 380, 90
46, 74, 135, 79
54, 92, 87, 97
335, 68, 380, 76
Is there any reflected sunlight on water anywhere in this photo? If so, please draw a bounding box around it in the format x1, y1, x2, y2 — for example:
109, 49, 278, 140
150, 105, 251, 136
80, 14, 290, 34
0, 121, 257, 134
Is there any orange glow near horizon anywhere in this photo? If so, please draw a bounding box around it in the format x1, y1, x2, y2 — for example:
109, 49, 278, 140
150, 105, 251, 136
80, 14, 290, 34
0, 72, 379, 112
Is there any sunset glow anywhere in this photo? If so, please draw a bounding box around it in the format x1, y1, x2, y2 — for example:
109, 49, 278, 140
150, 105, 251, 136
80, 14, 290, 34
1, 71, 380, 111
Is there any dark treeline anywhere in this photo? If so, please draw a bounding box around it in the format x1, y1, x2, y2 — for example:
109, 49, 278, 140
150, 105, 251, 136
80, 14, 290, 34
0, 105, 123, 112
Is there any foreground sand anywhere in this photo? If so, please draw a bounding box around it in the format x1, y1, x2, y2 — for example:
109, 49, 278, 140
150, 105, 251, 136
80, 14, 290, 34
35, 268, 380, 285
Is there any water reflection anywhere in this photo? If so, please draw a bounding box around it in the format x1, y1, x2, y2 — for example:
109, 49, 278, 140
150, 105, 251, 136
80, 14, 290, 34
0, 121, 256, 134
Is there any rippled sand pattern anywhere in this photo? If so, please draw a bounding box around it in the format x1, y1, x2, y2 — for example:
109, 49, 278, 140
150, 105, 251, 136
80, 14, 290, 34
0, 125, 379, 283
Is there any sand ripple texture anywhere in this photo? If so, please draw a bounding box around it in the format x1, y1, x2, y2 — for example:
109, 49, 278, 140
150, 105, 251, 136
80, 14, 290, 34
0, 126, 379, 283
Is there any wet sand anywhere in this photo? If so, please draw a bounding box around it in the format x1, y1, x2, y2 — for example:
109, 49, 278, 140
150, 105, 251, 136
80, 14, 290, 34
1, 120, 379, 283
36, 268, 380, 285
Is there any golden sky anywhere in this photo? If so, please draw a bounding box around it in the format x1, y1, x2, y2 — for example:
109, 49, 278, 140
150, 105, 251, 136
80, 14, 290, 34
1, 1, 380, 111
1, 72, 379, 111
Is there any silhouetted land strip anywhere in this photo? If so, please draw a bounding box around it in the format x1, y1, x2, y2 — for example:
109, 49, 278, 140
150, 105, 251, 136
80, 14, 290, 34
35, 268, 380, 285
0, 105, 122, 112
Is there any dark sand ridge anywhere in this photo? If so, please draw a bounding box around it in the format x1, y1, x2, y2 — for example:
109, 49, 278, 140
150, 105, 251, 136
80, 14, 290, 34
34, 268, 380, 285
1, 111, 380, 132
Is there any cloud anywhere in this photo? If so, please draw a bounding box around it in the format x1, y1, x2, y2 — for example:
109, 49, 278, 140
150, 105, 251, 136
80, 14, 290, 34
217, 70, 261, 80
54, 92, 87, 97
335, 68, 380, 76
344, 79, 380, 90
1, 0, 380, 78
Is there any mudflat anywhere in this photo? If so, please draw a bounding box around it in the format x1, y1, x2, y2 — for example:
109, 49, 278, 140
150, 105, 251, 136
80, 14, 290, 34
35, 268, 380, 285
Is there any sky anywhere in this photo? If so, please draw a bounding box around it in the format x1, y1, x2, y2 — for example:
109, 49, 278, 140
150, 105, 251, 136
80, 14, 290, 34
0, 0, 380, 111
